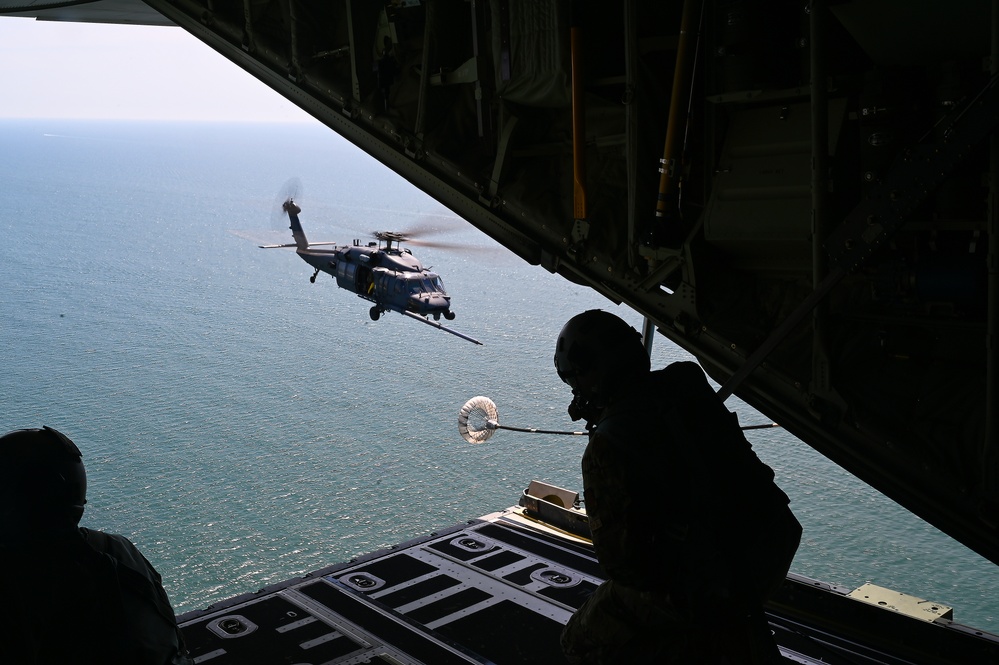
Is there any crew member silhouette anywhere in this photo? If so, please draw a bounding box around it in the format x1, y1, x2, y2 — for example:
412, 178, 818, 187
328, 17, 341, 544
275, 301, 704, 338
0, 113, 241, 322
554, 311, 801, 664
0, 426, 192, 664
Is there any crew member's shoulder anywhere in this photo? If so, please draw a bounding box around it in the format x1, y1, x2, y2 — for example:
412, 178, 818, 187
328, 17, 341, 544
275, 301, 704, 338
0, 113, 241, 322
81, 528, 151, 569
657, 361, 709, 385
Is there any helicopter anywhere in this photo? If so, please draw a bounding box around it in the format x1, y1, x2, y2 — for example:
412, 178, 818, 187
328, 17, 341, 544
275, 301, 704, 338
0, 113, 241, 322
260, 198, 482, 345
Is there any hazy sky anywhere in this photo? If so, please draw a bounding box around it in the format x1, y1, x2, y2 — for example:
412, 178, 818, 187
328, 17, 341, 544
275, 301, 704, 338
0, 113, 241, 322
0, 17, 313, 122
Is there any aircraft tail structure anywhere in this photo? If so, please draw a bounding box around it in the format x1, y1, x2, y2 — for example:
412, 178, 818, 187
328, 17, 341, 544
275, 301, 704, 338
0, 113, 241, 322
284, 200, 309, 250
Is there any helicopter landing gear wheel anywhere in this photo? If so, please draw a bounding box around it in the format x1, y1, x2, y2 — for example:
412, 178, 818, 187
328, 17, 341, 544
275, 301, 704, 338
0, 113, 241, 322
444, 310, 456, 320
369, 306, 381, 321
433, 313, 441, 321
310, 268, 320, 283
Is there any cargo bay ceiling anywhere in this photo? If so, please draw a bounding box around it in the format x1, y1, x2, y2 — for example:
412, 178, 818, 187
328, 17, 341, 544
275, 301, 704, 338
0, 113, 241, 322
3, 0, 998, 566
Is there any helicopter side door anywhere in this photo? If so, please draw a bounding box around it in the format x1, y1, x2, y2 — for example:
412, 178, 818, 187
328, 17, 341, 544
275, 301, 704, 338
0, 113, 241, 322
356, 265, 374, 295
334, 260, 357, 291
335, 251, 376, 298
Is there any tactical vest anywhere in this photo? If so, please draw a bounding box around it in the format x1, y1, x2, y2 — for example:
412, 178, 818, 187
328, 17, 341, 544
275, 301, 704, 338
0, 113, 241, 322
583, 362, 799, 610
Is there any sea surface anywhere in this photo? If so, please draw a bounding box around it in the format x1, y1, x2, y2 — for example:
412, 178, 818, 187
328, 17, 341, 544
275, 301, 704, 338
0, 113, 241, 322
2, 119, 997, 631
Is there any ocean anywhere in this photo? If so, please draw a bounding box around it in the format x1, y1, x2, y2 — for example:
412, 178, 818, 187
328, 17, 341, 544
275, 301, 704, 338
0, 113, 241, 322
2, 119, 997, 631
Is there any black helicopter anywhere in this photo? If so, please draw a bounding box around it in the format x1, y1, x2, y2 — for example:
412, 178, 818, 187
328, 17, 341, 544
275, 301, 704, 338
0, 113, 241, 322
261, 198, 482, 345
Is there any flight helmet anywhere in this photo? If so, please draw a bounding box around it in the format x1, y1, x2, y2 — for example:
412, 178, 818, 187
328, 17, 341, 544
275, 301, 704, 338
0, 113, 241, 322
554, 310, 650, 421
0, 426, 87, 532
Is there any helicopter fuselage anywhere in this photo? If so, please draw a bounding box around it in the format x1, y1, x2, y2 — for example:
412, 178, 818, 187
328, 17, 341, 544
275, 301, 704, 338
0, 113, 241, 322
296, 241, 453, 320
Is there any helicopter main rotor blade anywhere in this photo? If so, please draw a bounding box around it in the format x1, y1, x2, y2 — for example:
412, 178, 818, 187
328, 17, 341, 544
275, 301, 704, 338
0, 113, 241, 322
400, 310, 482, 345
404, 239, 488, 251
370, 230, 495, 253
369, 213, 465, 240
370, 211, 474, 245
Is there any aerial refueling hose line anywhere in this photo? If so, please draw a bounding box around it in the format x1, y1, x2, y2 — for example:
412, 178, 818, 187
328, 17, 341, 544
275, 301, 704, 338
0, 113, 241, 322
457, 396, 777, 444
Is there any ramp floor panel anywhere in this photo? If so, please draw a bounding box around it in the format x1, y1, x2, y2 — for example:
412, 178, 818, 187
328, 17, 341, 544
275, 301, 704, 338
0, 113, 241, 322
178, 509, 999, 665
181, 516, 592, 664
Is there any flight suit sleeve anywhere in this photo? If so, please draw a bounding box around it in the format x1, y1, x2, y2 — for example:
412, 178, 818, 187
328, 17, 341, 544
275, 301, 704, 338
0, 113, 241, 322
85, 530, 193, 665
581, 431, 635, 583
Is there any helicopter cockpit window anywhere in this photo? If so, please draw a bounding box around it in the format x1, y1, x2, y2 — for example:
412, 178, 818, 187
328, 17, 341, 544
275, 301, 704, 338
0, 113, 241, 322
431, 276, 445, 292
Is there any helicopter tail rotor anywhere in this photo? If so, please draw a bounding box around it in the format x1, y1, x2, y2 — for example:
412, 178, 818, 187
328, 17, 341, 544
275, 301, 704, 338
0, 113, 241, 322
271, 178, 303, 229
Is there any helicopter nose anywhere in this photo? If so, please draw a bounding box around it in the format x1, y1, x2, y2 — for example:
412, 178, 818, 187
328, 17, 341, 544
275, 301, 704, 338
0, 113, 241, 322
415, 294, 449, 311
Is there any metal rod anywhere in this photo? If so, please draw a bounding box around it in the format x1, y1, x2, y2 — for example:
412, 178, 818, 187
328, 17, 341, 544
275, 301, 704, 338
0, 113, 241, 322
414, 0, 433, 138
570, 2, 587, 222
486, 420, 777, 435
984, 0, 999, 509
625, 0, 639, 263
241, 0, 255, 52
641, 316, 656, 357
717, 265, 846, 403
810, 0, 831, 395
493, 423, 587, 436
655, 0, 702, 221
345, 0, 360, 102
470, 0, 484, 137
287, 0, 300, 79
